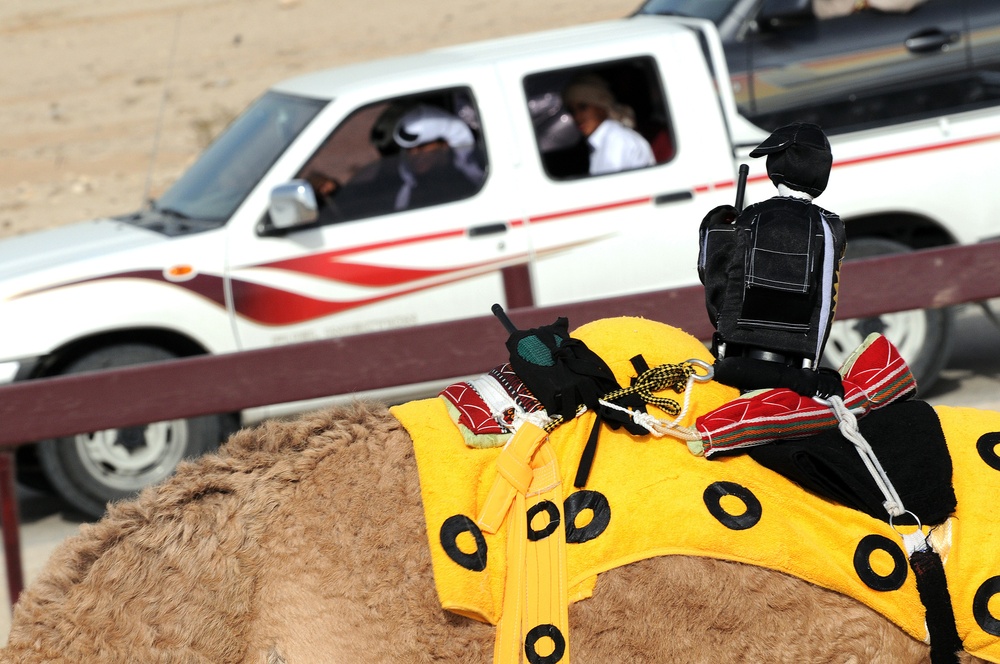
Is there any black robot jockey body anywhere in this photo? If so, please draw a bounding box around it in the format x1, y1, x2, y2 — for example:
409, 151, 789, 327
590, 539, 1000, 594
698, 123, 847, 398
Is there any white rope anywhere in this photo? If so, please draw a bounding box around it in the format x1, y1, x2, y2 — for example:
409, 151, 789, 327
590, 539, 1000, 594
598, 399, 661, 432
598, 371, 702, 442
823, 395, 906, 518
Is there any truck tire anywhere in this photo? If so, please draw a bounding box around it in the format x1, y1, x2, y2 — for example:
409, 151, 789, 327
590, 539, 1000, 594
823, 236, 954, 394
36, 343, 235, 519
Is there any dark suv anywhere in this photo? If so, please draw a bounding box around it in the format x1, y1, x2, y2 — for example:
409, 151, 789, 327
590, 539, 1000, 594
636, 0, 1000, 134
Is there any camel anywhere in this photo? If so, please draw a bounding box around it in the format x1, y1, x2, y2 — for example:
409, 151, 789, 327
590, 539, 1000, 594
1, 319, 995, 663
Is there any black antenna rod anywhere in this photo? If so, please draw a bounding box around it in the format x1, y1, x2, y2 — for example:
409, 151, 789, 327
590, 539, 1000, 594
491, 303, 518, 334
735, 163, 749, 212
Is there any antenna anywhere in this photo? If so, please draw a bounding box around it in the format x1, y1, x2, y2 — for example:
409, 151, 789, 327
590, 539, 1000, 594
492, 303, 519, 334
734, 163, 749, 212
142, 11, 183, 209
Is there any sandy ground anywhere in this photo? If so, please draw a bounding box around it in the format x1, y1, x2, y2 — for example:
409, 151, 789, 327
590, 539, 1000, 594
0, 0, 640, 240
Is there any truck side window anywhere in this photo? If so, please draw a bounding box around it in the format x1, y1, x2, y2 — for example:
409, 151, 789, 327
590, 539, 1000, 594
524, 57, 674, 180
296, 87, 487, 223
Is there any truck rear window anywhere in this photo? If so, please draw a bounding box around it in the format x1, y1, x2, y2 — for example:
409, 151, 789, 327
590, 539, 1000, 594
524, 56, 674, 180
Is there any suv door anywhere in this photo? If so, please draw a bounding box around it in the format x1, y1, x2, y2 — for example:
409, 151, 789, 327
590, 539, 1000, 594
225, 81, 531, 351
732, 0, 970, 132
966, 0, 1000, 111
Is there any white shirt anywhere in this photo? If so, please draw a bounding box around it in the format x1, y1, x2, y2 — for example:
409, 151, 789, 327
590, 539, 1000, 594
587, 119, 655, 175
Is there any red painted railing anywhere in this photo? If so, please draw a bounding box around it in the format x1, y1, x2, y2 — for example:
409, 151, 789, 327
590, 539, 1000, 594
1, 241, 999, 608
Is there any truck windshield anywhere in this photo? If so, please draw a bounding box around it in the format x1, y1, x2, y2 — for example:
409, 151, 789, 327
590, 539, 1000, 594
151, 91, 326, 224
637, 0, 739, 23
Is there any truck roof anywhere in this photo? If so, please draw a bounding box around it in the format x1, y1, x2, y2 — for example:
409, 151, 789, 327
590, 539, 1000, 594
271, 16, 696, 100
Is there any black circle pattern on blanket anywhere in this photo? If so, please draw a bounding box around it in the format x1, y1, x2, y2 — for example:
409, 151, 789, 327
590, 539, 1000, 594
527, 500, 561, 542
977, 432, 1000, 472
564, 490, 611, 544
974, 576, 1000, 636
703, 481, 762, 530
970, 431, 1000, 640
524, 623, 566, 664
854, 534, 907, 591
440, 514, 488, 572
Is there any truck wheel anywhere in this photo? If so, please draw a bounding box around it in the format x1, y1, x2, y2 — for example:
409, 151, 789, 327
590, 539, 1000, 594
36, 343, 235, 519
823, 237, 954, 394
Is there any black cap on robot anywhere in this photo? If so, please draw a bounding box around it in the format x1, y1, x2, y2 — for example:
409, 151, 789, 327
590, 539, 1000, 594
749, 122, 832, 197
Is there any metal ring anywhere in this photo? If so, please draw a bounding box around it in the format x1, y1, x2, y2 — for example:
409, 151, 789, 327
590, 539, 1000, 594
889, 509, 923, 535
685, 358, 714, 382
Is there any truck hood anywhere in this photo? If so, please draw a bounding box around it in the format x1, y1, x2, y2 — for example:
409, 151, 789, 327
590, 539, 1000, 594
0, 217, 165, 283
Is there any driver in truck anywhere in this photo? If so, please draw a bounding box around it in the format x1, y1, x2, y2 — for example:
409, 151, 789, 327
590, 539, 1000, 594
328, 103, 484, 218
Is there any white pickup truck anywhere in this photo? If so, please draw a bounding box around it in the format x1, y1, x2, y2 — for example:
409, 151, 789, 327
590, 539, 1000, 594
2, 15, 997, 516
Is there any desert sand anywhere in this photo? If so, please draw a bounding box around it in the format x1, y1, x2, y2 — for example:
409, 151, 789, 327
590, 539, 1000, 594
0, 0, 640, 240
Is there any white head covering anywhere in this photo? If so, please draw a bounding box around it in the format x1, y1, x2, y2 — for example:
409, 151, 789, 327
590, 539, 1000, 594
393, 105, 475, 150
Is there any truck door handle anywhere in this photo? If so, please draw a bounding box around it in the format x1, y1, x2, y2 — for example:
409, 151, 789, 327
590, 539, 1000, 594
905, 29, 959, 54
654, 191, 694, 205
468, 222, 508, 237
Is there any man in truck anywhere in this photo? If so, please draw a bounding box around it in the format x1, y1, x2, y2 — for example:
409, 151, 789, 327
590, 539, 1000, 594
561, 73, 655, 175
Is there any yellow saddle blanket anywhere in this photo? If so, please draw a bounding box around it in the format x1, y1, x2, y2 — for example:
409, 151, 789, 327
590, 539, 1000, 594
390, 317, 1000, 663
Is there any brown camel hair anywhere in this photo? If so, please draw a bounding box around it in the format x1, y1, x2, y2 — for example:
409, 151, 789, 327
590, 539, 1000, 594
0, 402, 987, 663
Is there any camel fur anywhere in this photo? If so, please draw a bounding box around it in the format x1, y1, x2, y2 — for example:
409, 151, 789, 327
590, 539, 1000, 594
0, 401, 989, 663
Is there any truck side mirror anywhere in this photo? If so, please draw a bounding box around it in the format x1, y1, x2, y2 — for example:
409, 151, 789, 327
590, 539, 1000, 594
264, 179, 319, 234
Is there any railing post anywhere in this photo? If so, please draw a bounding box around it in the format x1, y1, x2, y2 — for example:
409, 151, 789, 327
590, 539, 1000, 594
0, 451, 23, 609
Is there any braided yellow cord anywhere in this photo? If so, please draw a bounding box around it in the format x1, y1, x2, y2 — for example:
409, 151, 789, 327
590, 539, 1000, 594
600, 362, 695, 416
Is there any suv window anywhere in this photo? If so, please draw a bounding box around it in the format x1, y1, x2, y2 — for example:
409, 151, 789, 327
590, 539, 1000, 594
297, 87, 487, 223
638, 0, 741, 24
523, 56, 674, 179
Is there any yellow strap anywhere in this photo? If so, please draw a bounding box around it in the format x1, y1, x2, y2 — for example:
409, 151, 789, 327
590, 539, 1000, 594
523, 448, 569, 664
478, 423, 548, 534
484, 424, 570, 664
494, 490, 527, 664
497, 450, 534, 495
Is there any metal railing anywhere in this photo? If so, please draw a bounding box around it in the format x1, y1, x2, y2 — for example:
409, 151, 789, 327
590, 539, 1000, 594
1, 241, 999, 607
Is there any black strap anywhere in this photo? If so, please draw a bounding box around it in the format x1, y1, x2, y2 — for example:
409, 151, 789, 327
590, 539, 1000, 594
910, 548, 963, 663
574, 355, 654, 488
574, 412, 603, 488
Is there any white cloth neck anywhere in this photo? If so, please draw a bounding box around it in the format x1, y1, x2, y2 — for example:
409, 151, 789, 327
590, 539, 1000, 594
777, 183, 814, 201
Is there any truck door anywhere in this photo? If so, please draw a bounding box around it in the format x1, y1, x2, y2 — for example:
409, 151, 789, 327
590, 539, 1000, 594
224, 80, 531, 350
495, 44, 737, 310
